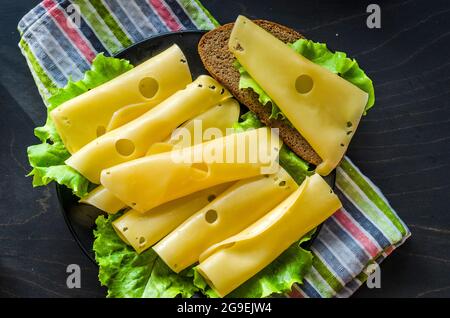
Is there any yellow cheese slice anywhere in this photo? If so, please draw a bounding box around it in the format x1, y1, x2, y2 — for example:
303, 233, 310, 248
112, 183, 232, 253
146, 99, 240, 155
51, 45, 192, 154
145, 143, 175, 156
81, 99, 239, 213
229, 16, 368, 175
106, 102, 154, 132
154, 167, 297, 273
66, 75, 233, 184
197, 173, 342, 297
79, 185, 125, 214
100, 127, 282, 213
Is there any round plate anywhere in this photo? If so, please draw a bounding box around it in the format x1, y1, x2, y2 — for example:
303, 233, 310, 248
57, 31, 334, 264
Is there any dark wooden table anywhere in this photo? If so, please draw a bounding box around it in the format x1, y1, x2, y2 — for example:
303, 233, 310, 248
1, 0, 449, 298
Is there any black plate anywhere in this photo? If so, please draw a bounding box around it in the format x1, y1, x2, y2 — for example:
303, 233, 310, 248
57, 31, 334, 264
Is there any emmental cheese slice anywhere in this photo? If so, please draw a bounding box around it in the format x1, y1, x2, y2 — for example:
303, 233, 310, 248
229, 16, 368, 176
81, 99, 240, 213
154, 167, 297, 273
66, 75, 233, 184
197, 173, 342, 297
112, 183, 232, 253
100, 127, 282, 213
146, 99, 240, 155
79, 185, 125, 214
51, 45, 192, 154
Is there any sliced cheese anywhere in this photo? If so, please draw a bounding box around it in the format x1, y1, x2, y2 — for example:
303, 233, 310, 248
81, 99, 240, 213
100, 127, 282, 213
154, 167, 297, 273
112, 183, 232, 253
66, 75, 233, 183
106, 102, 154, 132
229, 16, 368, 175
79, 185, 125, 214
146, 99, 240, 155
197, 173, 342, 297
145, 143, 175, 156
51, 45, 192, 154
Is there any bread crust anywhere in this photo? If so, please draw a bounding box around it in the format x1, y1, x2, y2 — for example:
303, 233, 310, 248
198, 20, 322, 166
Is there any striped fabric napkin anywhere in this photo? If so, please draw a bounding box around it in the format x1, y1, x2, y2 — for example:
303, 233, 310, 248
18, 0, 410, 298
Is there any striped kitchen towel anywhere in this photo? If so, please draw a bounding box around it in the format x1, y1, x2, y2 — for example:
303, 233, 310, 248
18, 0, 410, 298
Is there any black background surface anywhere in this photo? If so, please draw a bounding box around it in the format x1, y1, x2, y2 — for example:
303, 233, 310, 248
0, 0, 449, 298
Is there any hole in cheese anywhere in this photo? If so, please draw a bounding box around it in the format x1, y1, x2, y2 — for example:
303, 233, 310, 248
123, 227, 128, 232
278, 180, 286, 187
96, 125, 106, 137
205, 209, 218, 224
139, 237, 146, 245
139, 77, 159, 99
207, 194, 216, 202
295, 74, 314, 94
115, 139, 135, 156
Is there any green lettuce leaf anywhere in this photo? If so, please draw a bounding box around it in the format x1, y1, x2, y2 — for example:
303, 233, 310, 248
26, 136, 91, 197
26, 53, 133, 197
193, 230, 314, 298
94, 213, 199, 298
236, 38, 375, 115
232, 111, 263, 132
279, 145, 314, 184
234, 61, 285, 120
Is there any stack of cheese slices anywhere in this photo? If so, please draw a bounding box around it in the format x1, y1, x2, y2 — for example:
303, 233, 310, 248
51, 16, 372, 297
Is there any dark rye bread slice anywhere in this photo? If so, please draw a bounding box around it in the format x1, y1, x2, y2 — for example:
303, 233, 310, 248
198, 20, 322, 166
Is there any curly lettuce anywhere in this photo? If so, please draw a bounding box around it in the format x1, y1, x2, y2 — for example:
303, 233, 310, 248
94, 213, 198, 298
